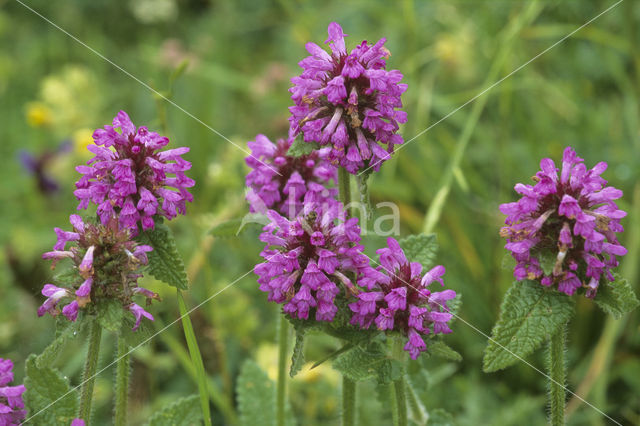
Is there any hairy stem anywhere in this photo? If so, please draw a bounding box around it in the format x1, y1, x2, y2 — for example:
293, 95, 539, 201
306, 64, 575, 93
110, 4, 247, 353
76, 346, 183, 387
342, 376, 356, 426
392, 339, 408, 426
114, 337, 130, 426
548, 325, 566, 426
338, 167, 352, 214
406, 378, 428, 425
276, 314, 289, 426
78, 319, 102, 423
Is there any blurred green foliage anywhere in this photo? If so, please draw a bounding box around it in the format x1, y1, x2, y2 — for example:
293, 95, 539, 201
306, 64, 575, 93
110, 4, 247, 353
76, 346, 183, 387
1, 0, 639, 424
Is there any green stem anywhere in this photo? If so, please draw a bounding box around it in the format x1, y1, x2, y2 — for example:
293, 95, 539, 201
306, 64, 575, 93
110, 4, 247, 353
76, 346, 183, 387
114, 337, 130, 426
406, 378, 428, 425
548, 326, 566, 426
391, 339, 408, 426
177, 290, 213, 426
342, 376, 356, 426
276, 314, 289, 426
78, 318, 102, 423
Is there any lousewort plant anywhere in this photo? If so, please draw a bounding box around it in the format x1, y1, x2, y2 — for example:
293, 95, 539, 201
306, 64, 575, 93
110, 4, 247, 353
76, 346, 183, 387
484, 146, 638, 426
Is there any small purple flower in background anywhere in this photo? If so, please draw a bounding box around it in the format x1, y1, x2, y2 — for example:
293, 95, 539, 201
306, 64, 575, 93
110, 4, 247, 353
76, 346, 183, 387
70, 419, 86, 426
289, 22, 407, 174
74, 111, 194, 236
349, 238, 456, 360
500, 147, 627, 297
254, 200, 379, 322
0, 358, 26, 425
245, 134, 337, 218
39, 214, 157, 330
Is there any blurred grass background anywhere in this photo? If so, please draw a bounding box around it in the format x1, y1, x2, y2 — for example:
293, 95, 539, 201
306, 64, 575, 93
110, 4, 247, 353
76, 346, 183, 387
1, 0, 639, 424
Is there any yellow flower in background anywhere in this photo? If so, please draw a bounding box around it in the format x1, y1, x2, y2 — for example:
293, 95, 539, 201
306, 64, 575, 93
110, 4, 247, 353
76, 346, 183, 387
26, 102, 53, 127
72, 128, 95, 157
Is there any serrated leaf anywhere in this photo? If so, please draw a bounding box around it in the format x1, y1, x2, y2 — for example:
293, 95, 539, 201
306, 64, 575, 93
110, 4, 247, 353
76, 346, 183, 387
332, 341, 401, 384
483, 280, 574, 372
427, 340, 462, 362
287, 137, 319, 157
138, 223, 189, 290
209, 214, 268, 238
23, 355, 78, 426
97, 299, 125, 333
290, 328, 305, 378
399, 234, 438, 271
594, 275, 640, 319
237, 360, 276, 426
145, 395, 203, 426
36, 321, 84, 368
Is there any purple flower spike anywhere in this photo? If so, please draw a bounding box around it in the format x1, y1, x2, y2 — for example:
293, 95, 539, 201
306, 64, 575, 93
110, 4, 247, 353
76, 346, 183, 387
38, 214, 157, 329
254, 200, 378, 322
289, 22, 407, 174
74, 111, 194, 235
349, 237, 456, 360
245, 135, 337, 218
0, 358, 26, 425
500, 147, 627, 297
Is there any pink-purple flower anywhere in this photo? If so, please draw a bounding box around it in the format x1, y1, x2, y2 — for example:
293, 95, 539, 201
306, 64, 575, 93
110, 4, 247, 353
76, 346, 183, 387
74, 111, 194, 236
0, 358, 26, 425
39, 214, 157, 330
254, 200, 379, 322
500, 147, 627, 297
349, 237, 456, 360
289, 22, 407, 174
245, 135, 337, 217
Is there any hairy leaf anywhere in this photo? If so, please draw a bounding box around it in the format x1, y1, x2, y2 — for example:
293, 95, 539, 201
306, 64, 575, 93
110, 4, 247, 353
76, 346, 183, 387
289, 327, 305, 378
594, 275, 640, 319
237, 360, 276, 426
427, 340, 462, 362
287, 137, 319, 157
139, 223, 189, 290
96, 299, 125, 333
145, 395, 202, 426
399, 233, 439, 271
332, 341, 401, 384
23, 355, 78, 426
483, 280, 574, 372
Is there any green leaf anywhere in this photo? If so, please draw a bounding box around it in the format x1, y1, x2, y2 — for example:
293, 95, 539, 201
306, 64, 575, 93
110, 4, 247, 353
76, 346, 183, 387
23, 355, 78, 426
138, 223, 189, 290
537, 251, 556, 276
237, 360, 276, 426
594, 275, 640, 319
96, 299, 125, 333
120, 315, 154, 348
428, 408, 455, 426
483, 280, 574, 372
209, 214, 268, 238
399, 233, 439, 271
289, 327, 305, 378
332, 341, 401, 384
36, 321, 84, 368
146, 395, 203, 426
427, 340, 462, 362
287, 137, 319, 157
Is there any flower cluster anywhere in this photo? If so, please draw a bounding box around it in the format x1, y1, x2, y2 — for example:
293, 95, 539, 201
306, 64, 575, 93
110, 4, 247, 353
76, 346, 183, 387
245, 134, 337, 217
74, 110, 193, 236
0, 358, 26, 425
254, 201, 379, 322
289, 22, 407, 174
349, 238, 456, 359
39, 214, 157, 330
500, 147, 627, 297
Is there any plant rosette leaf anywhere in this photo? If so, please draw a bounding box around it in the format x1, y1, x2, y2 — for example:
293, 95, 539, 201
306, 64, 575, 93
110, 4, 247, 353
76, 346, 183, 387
483, 280, 574, 372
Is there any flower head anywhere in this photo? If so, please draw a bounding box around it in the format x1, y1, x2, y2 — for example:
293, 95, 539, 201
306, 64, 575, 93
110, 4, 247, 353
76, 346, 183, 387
289, 22, 407, 174
500, 147, 627, 297
349, 237, 456, 359
74, 111, 194, 235
39, 214, 158, 330
254, 200, 379, 322
0, 358, 26, 425
245, 135, 337, 217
